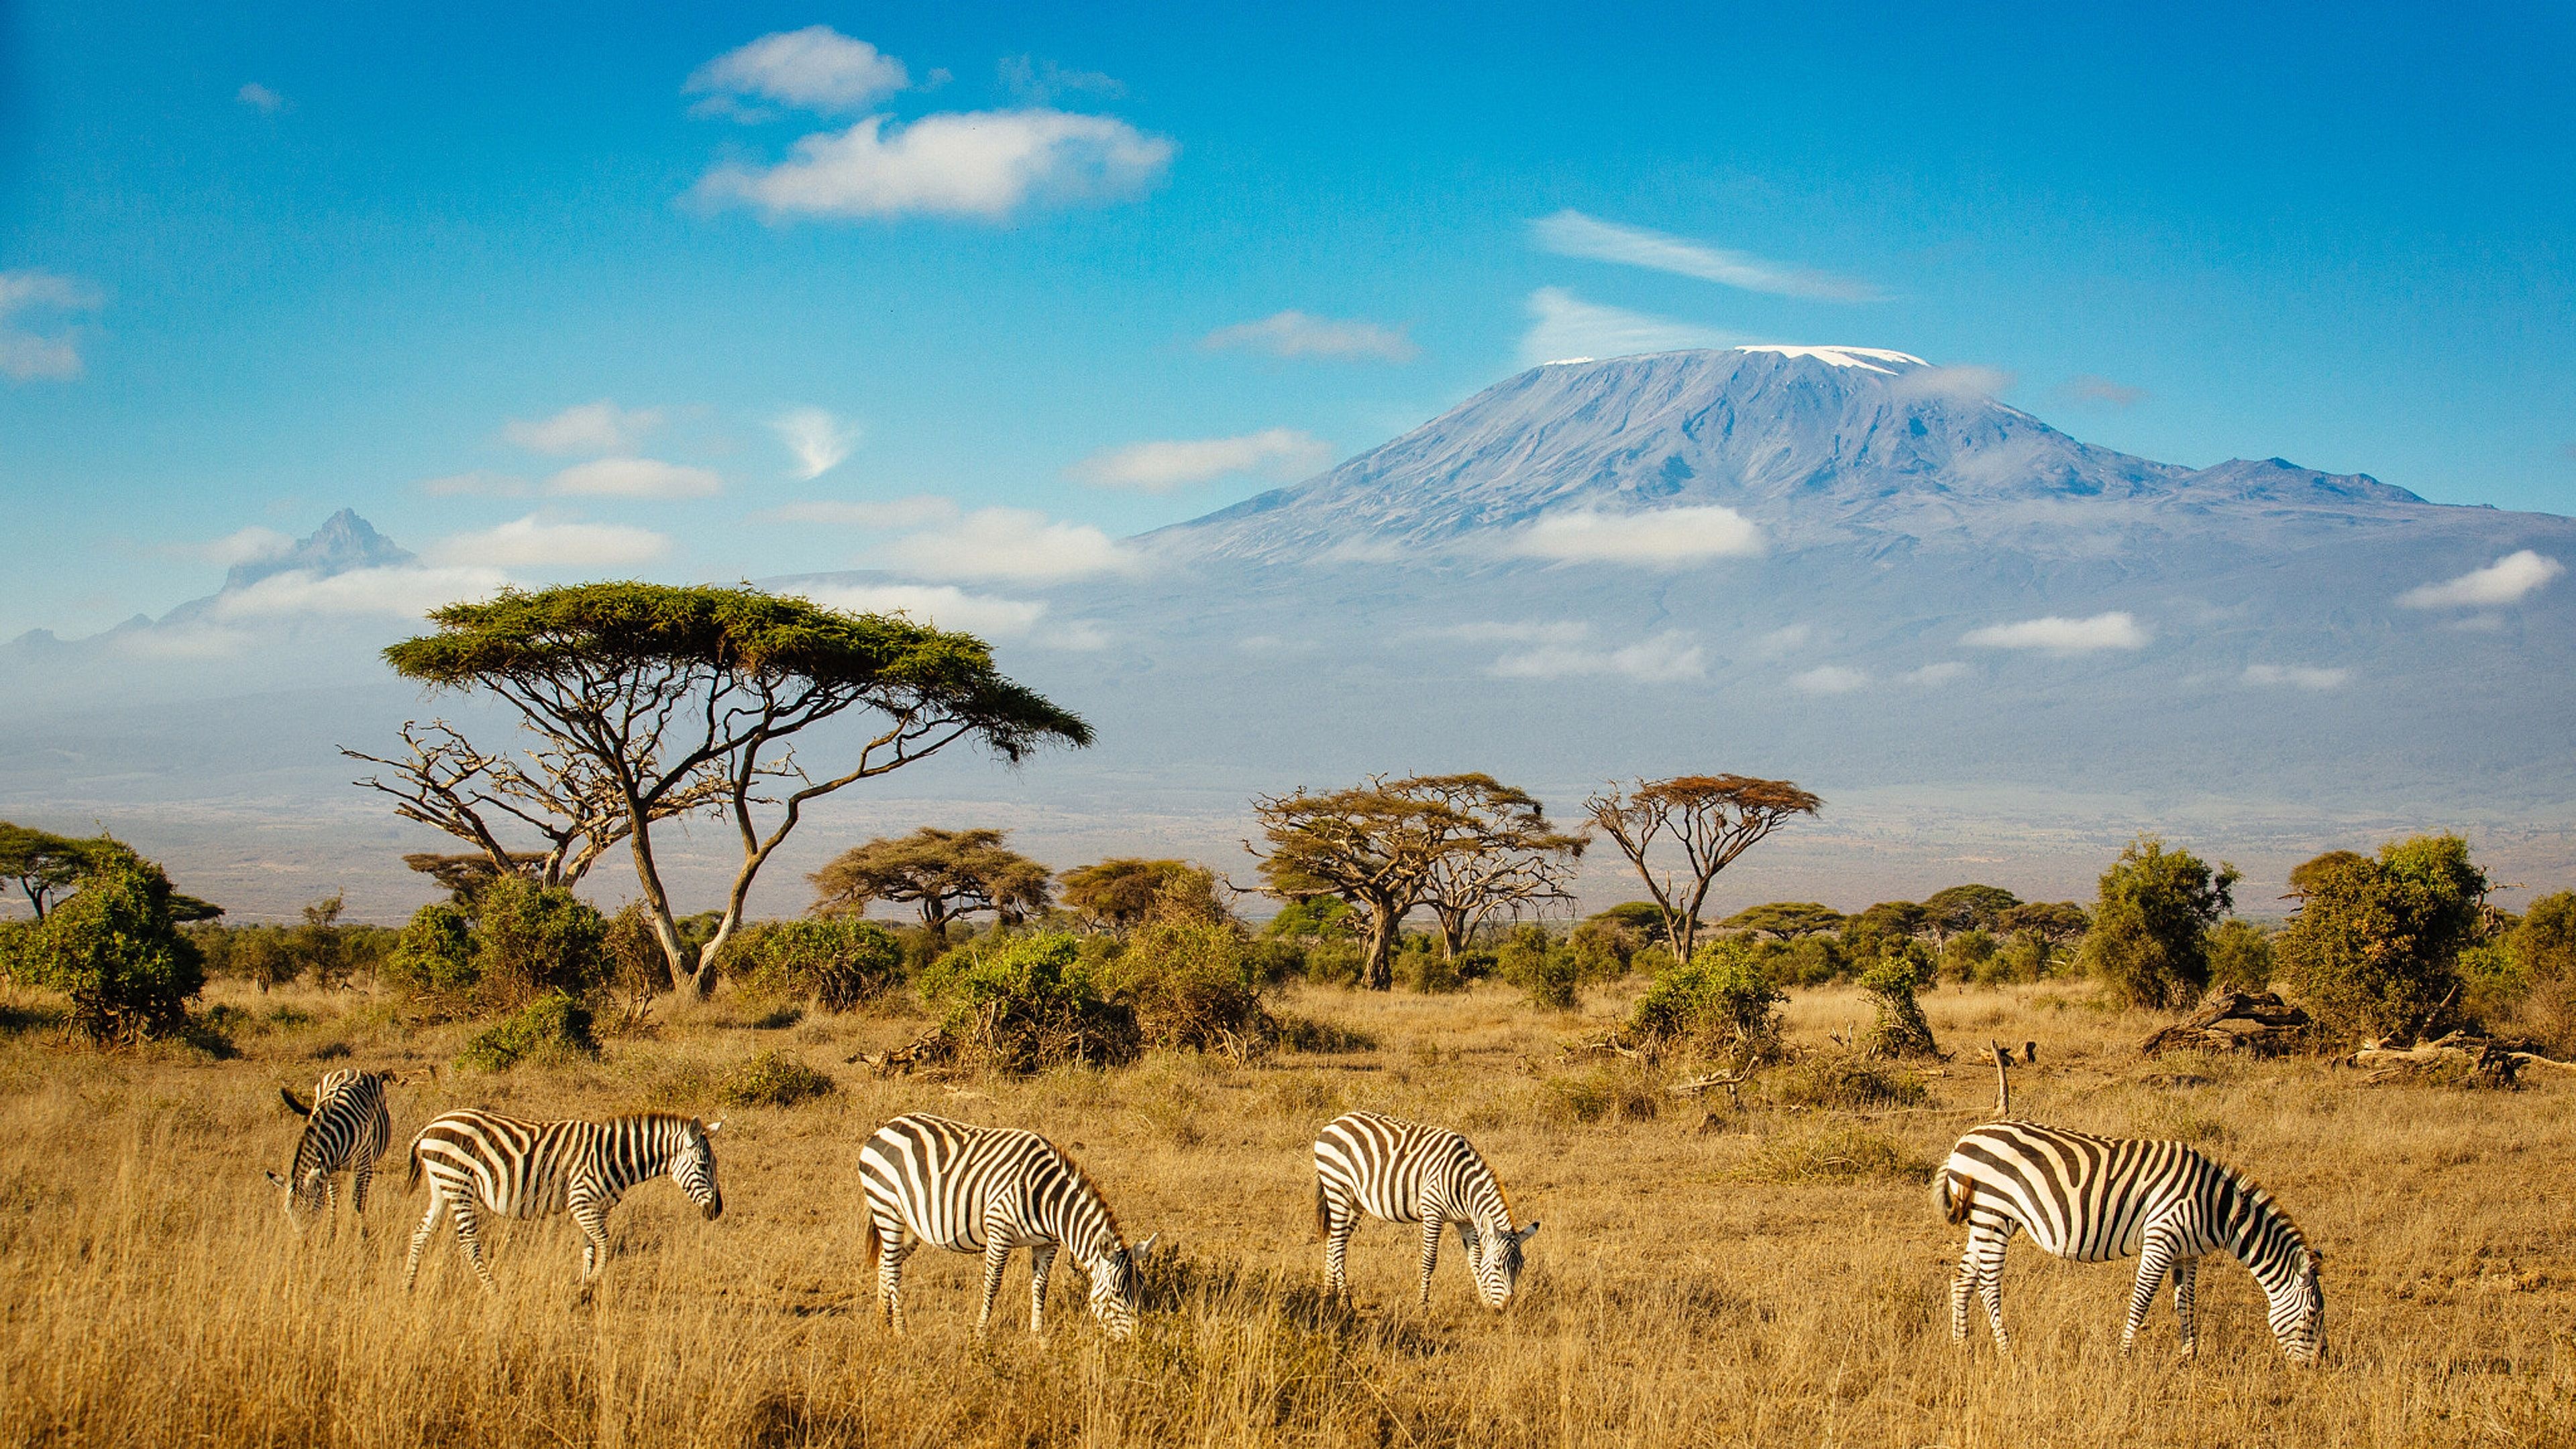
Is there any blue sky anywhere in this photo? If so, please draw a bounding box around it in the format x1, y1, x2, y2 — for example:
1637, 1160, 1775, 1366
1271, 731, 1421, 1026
4, 1, 2573, 641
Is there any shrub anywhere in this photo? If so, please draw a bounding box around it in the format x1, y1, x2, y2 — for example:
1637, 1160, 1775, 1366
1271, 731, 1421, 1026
719, 1049, 836, 1108
384, 903, 479, 1002
1858, 946, 1939, 1059
1568, 917, 1640, 981
2206, 918, 2275, 991
727, 918, 904, 1011
2079, 837, 2240, 1008
1391, 935, 1468, 994
1627, 941, 1785, 1065
14, 848, 206, 1044
1938, 929, 1998, 985
919, 931, 1140, 1073
2275, 835, 2487, 1042
1099, 914, 1277, 1055
1761, 935, 1848, 988
456, 990, 599, 1071
602, 903, 676, 999
1544, 1063, 1661, 1125
1767, 1053, 1928, 1110
470, 876, 608, 1008
2499, 892, 2576, 1053
1499, 924, 1581, 1010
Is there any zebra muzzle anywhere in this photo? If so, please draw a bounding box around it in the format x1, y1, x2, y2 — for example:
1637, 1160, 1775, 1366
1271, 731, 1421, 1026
702, 1195, 724, 1221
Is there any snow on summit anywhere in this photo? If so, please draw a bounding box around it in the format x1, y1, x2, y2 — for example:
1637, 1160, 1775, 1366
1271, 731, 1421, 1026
1732, 344, 1929, 373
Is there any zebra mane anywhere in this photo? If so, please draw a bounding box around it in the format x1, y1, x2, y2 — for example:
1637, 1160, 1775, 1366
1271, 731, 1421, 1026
2215, 1161, 2309, 1260
1474, 1145, 1519, 1227
1045, 1136, 1128, 1247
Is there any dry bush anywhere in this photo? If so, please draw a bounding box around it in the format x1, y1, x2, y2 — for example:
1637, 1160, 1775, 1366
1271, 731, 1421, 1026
1746, 1122, 1929, 1182
1765, 1052, 1928, 1110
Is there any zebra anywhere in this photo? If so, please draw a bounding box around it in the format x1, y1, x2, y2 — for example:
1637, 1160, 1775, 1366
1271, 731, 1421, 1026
1313, 1110, 1540, 1310
265, 1069, 395, 1224
1937, 1120, 2326, 1364
858, 1112, 1157, 1340
402, 1108, 723, 1291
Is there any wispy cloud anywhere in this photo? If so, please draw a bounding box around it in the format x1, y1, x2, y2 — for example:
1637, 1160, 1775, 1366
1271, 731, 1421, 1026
2243, 663, 2349, 690
429, 515, 671, 568
2062, 374, 2147, 409
757, 494, 958, 529
790, 581, 1049, 640
0, 270, 102, 382
1518, 288, 1735, 368
689, 108, 1174, 222
998, 56, 1124, 104
686, 27, 908, 118
547, 457, 722, 500
1506, 504, 1762, 567
1963, 612, 2151, 654
1487, 627, 1706, 684
2396, 550, 2563, 609
1904, 661, 1970, 686
1892, 364, 2013, 402
209, 566, 507, 621
417, 470, 531, 498
773, 406, 859, 479
111, 621, 256, 661
503, 400, 662, 455
1200, 311, 1417, 363
882, 507, 1142, 583
1069, 429, 1331, 492
173, 526, 294, 568
1528, 210, 1878, 302
1790, 665, 1869, 694
235, 82, 287, 113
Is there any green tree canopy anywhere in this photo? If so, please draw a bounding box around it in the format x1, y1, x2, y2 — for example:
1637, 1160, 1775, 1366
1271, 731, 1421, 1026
2078, 836, 2240, 1009
1060, 858, 1224, 933
13, 845, 207, 1042
0, 822, 92, 920
1248, 776, 1457, 991
362, 583, 1089, 994
1582, 775, 1822, 963
2275, 835, 2488, 1042
1720, 901, 1847, 942
2000, 900, 2091, 947
1842, 900, 1927, 954
1923, 884, 2023, 943
810, 827, 1053, 934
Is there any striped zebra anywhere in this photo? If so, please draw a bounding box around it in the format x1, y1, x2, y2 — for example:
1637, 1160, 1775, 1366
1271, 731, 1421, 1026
858, 1112, 1157, 1340
1313, 1110, 1540, 1310
402, 1108, 724, 1291
1937, 1120, 2326, 1363
265, 1069, 395, 1222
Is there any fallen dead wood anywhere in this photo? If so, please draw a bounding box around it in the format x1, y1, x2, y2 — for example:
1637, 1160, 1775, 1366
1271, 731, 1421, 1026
849, 1028, 960, 1079
1669, 1068, 1752, 1108
2345, 1030, 2576, 1089
2140, 990, 2316, 1058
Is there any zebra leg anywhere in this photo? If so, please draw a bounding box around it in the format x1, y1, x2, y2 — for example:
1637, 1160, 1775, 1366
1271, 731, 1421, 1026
571, 1197, 612, 1287
2170, 1256, 2200, 1360
976, 1238, 1014, 1338
449, 1195, 498, 1293
352, 1162, 372, 1219
1949, 1238, 1979, 1344
1417, 1217, 1444, 1309
1968, 1225, 2012, 1351
873, 1224, 910, 1335
1322, 1191, 1357, 1298
2123, 1234, 2178, 1356
1028, 1243, 1056, 1336
403, 1192, 445, 1291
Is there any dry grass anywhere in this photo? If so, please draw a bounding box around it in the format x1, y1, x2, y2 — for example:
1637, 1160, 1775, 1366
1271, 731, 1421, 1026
2, 974, 2572, 1447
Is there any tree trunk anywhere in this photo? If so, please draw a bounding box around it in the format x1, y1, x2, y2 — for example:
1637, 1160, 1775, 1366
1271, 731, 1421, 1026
622, 801, 702, 998
1434, 906, 1472, 960
1360, 894, 1402, 991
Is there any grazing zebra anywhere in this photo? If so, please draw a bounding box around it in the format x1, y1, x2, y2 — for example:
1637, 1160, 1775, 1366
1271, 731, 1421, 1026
1937, 1120, 2325, 1363
1313, 1110, 1540, 1310
402, 1108, 723, 1291
858, 1112, 1157, 1340
265, 1069, 395, 1223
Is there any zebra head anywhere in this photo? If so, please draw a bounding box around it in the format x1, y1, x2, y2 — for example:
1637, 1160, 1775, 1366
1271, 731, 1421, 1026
262, 1167, 329, 1222
1468, 1220, 1542, 1309
1084, 1233, 1158, 1340
2271, 1245, 2327, 1364
672, 1119, 724, 1220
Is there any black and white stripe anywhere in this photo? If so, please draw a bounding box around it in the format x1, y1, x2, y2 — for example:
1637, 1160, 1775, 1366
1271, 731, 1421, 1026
859, 1112, 1157, 1340
266, 1069, 394, 1222
1313, 1110, 1539, 1310
1937, 1120, 2326, 1362
402, 1108, 723, 1291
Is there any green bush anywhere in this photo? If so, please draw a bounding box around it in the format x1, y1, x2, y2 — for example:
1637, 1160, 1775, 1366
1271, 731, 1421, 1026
2206, 918, 2275, 992
2275, 835, 2487, 1042
1939, 928, 1998, 984
1758, 934, 1848, 987
456, 990, 599, 1071
720, 1049, 836, 1107
602, 903, 676, 999
727, 918, 904, 1011
1389, 934, 1466, 994
1498, 924, 1581, 1010
384, 903, 479, 1000
13, 848, 207, 1044
1628, 940, 1785, 1065
919, 931, 1140, 1073
1567, 917, 1640, 981
1858, 945, 1939, 1059
2079, 837, 2240, 1009
470, 876, 608, 1008
1098, 914, 1276, 1055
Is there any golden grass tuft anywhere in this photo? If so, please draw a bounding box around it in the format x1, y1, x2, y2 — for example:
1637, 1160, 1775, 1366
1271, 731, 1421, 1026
1, 975, 2572, 1446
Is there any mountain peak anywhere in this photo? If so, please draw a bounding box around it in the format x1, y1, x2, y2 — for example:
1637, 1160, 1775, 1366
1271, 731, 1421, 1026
225, 508, 413, 591
1731, 343, 1931, 374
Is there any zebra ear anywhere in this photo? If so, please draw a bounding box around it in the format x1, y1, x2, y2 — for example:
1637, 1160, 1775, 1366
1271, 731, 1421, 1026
1132, 1233, 1159, 1261
1515, 1220, 1542, 1243
264, 1170, 286, 1188
279, 1087, 311, 1117
702, 1120, 723, 1136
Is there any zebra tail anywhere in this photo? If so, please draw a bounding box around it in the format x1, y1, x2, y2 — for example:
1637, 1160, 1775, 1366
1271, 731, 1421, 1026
1311, 1175, 1328, 1242
1937, 1171, 1974, 1225
864, 1212, 882, 1265
405, 1136, 424, 1195
280, 1087, 312, 1117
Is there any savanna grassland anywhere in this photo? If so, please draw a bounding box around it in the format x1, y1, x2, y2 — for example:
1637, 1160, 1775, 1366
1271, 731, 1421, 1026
1, 975, 2569, 1449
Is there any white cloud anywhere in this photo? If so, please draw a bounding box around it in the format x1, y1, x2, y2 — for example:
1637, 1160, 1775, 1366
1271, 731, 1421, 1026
1200, 311, 1417, 362
1506, 504, 1762, 567
882, 507, 1142, 583
1754, 623, 1813, 657
757, 494, 959, 529
111, 621, 256, 661
1892, 364, 2015, 402
548, 457, 722, 500
1431, 621, 1591, 646
210, 566, 506, 621
2397, 550, 2564, 609
429, 515, 671, 569
690, 108, 1174, 222
1518, 288, 1737, 368
236, 82, 286, 113
1527, 210, 1878, 302
418, 470, 531, 498
1069, 429, 1332, 492
773, 406, 859, 479
0, 270, 101, 382
177, 526, 294, 568
1490, 629, 1706, 684
791, 581, 1047, 639
1904, 661, 1970, 686
1963, 612, 2151, 654
503, 400, 663, 455
2243, 663, 2349, 690
686, 28, 908, 115
998, 56, 1124, 104
2063, 375, 2147, 409
1790, 665, 1869, 694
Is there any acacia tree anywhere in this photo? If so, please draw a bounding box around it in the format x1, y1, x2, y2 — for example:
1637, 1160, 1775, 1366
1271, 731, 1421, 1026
347, 720, 703, 890
1409, 774, 1586, 959
363, 584, 1089, 996
1248, 778, 1458, 991
1060, 858, 1224, 934
1720, 901, 1847, 942
1921, 884, 2022, 947
810, 828, 1054, 934
0, 822, 93, 920
1582, 775, 1822, 964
